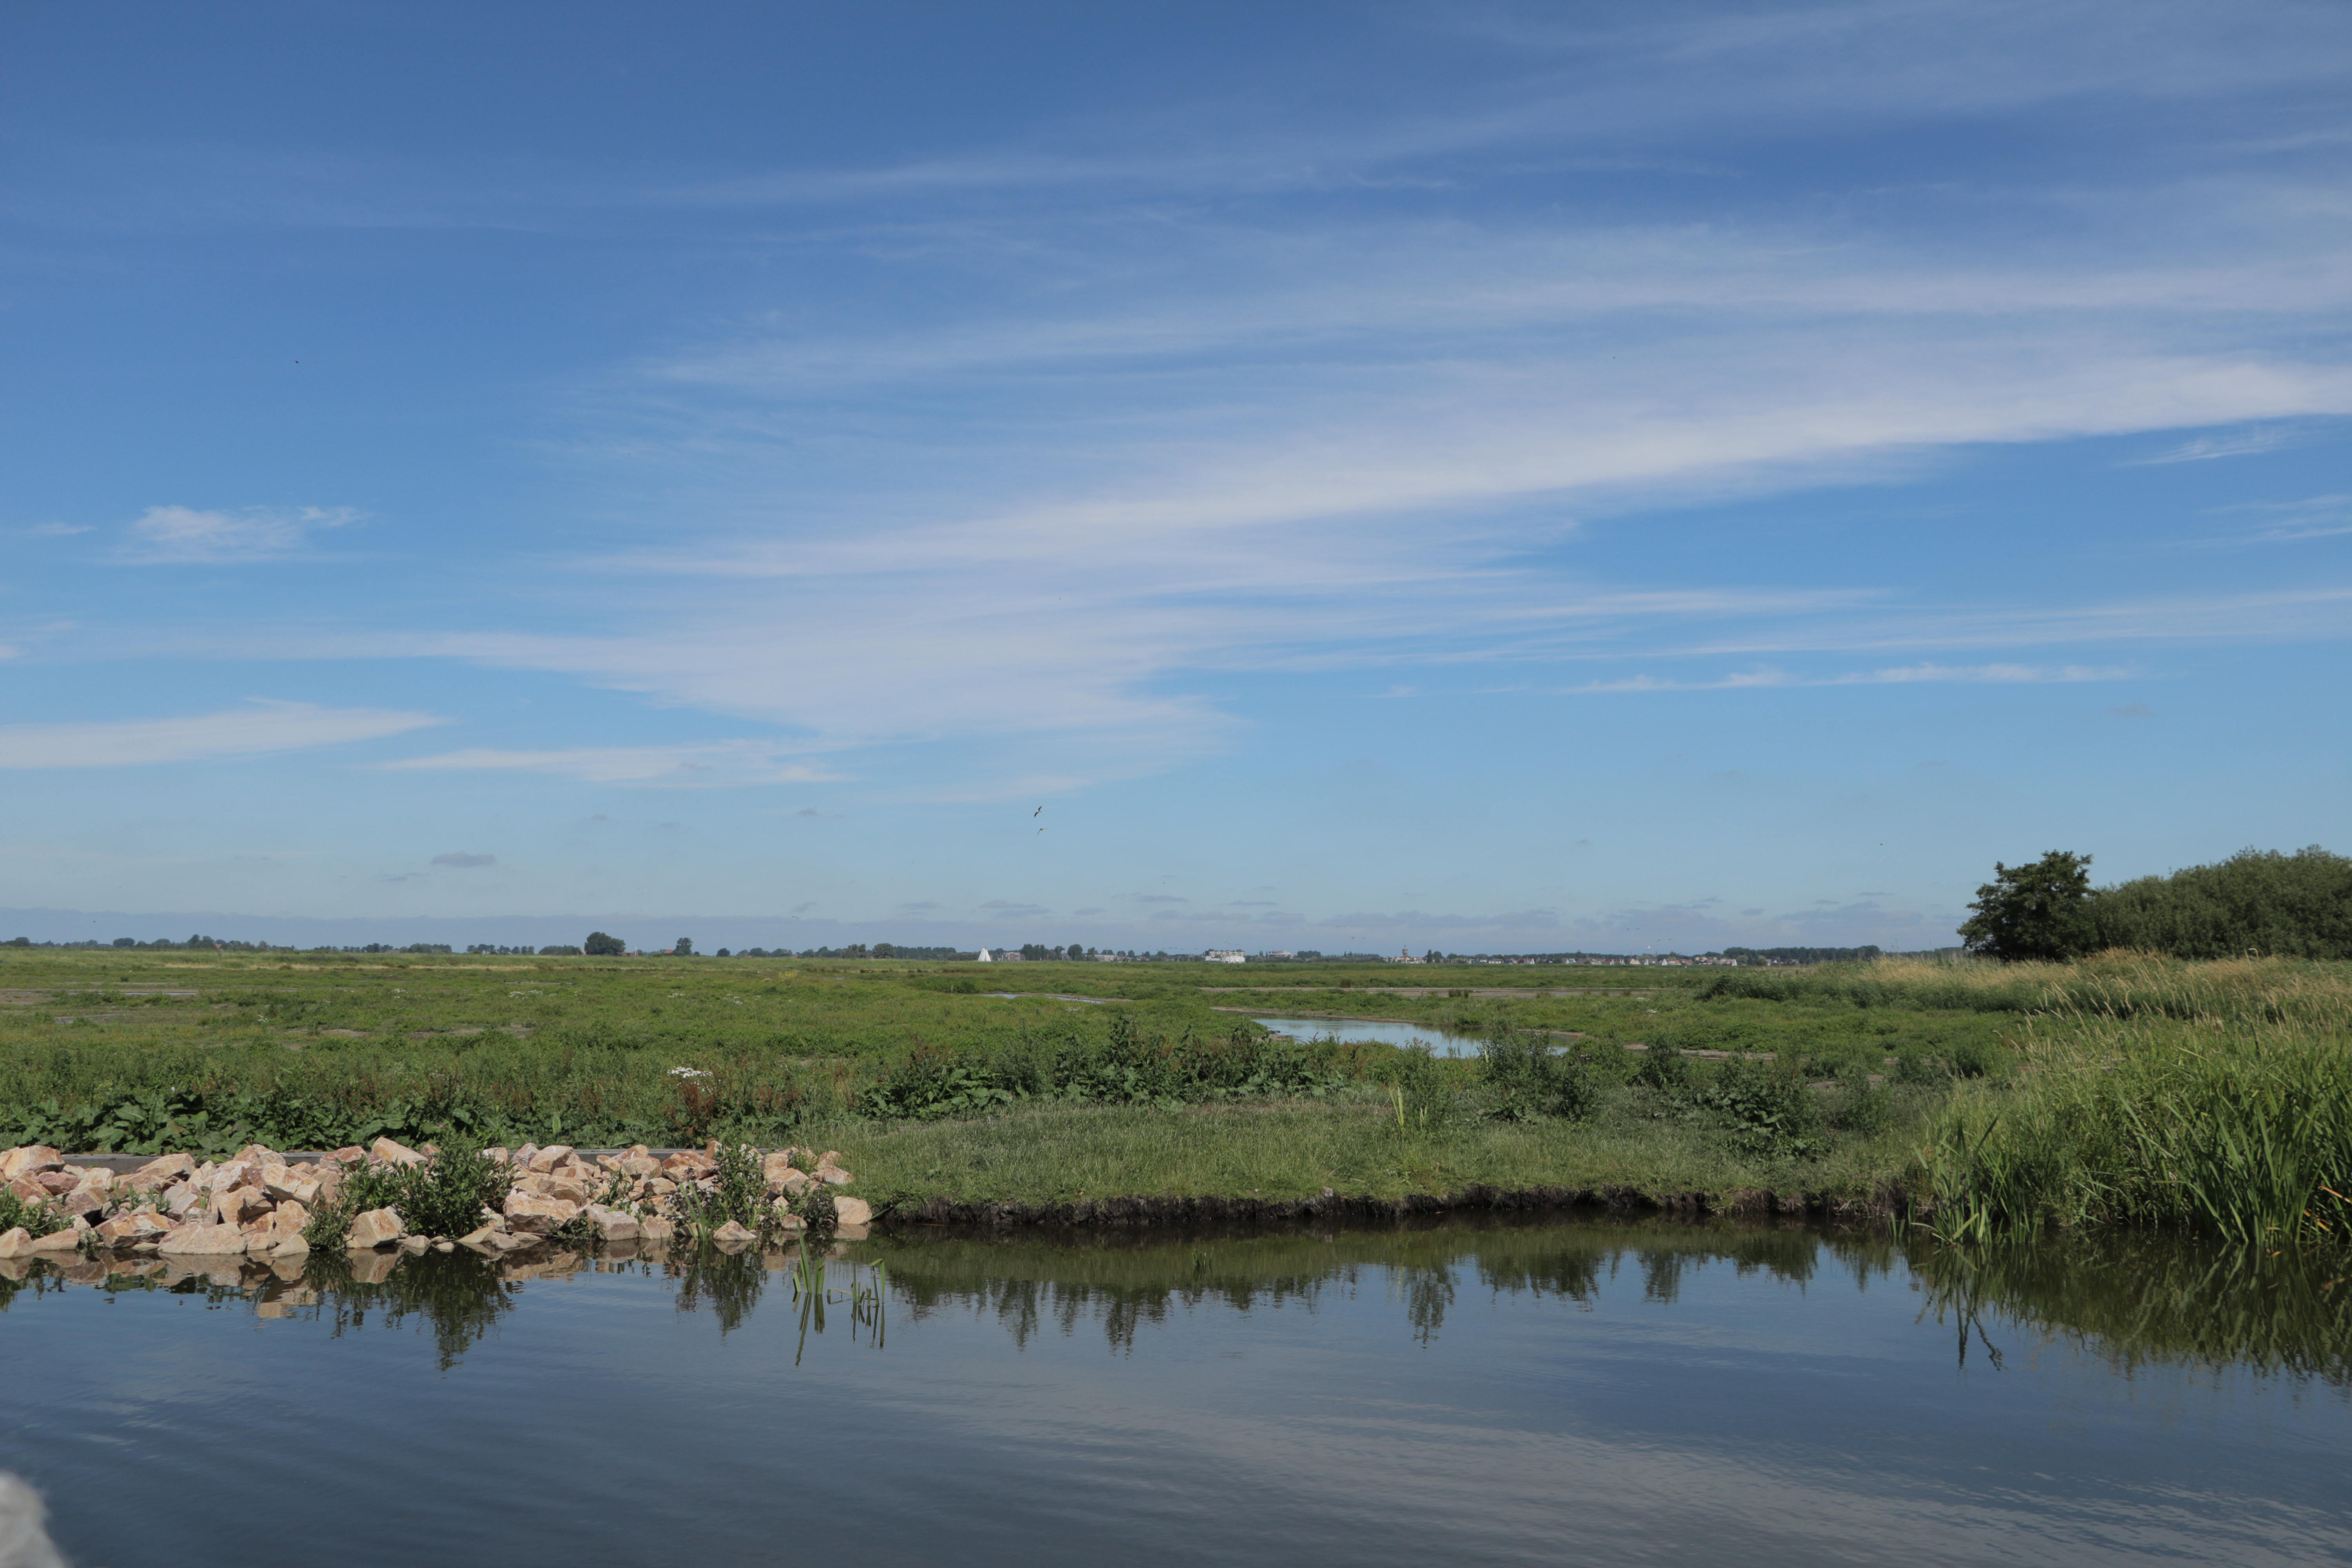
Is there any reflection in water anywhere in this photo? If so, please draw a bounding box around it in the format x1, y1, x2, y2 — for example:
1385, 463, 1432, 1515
876, 1220, 1859, 1353
1910, 1230, 2352, 1387
2, 1218, 2347, 1387
674, 1243, 766, 1336
6, 1217, 2351, 1568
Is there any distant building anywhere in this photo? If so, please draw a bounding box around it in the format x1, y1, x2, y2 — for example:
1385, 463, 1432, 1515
1203, 949, 1246, 964
1384, 949, 1424, 964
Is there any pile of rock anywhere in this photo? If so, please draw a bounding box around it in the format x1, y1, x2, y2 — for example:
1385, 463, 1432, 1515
0, 1138, 869, 1259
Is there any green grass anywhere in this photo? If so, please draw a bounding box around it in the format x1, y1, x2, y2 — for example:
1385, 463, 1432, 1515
0, 1186, 70, 1238
845, 1085, 1934, 1210
6, 947, 2347, 1249
1916, 956, 2352, 1247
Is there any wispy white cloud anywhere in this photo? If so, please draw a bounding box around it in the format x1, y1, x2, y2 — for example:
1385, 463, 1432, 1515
1444, 0, 2352, 129
2127, 428, 2301, 464
377, 741, 839, 786
118, 505, 358, 563
35, 1, 2352, 807
1673, 587, 2352, 657
2178, 493, 2352, 546
1559, 662, 2132, 694
0, 701, 440, 769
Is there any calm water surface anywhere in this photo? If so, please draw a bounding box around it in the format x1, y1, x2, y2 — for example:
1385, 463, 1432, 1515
1252, 1015, 1490, 1054
3, 1218, 2348, 1567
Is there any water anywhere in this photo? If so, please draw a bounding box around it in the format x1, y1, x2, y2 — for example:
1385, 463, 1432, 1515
4, 1220, 2349, 1567
1253, 1015, 1490, 1054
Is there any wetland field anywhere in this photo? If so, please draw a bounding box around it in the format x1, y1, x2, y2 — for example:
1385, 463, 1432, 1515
4, 948, 2348, 1245
5, 948, 2351, 1568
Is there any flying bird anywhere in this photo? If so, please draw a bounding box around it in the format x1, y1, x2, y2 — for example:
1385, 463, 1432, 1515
1034, 806, 1043, 817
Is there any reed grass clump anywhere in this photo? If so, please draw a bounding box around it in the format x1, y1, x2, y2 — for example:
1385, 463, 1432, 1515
1920, 970, 2352, 1247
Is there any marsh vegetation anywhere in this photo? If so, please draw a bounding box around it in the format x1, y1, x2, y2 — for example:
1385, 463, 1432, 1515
2, 947, 2346, 1253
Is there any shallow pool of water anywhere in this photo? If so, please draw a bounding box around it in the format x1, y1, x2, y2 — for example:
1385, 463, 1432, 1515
4, 1219, 2348, 1566
1252, 1014, 1490, 1054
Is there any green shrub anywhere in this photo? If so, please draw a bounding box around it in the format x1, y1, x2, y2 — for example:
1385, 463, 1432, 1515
1482, 1028, 1598, 1122
1633, 1047, 1691, 1092
791, 1183, 839, 1232
1946, 1039, 1997, 1079
1690, 1060, 1824, 1160
307, 1135, 515, 1243
1830, 1067, 1893, 1137
2087, 846, 2352, 960
390, 1134, 515, 1239
0, 1187, 69, 1238
673, 1142, 768, 1233
1891, 1049, 1949, 1085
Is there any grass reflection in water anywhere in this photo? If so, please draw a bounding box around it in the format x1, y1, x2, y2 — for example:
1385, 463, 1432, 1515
1911, 1230, 2352, 1387
2, 1218, 2345, 1389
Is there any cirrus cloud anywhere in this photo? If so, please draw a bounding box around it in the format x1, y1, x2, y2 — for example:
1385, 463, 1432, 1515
118, 504, 358, 563
0, 701, 441, 769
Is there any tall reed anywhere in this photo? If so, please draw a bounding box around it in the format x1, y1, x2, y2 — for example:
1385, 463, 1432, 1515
1919, 966, 2352, 1247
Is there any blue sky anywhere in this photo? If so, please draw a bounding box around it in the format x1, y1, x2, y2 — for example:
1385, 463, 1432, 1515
2, 1, 2347, 954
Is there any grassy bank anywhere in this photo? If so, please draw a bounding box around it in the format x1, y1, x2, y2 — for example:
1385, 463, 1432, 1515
5, 949, 2347, 1249
843, 1089, 1928, 1211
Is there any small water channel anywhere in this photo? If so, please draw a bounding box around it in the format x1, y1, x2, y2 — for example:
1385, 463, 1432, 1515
4, 1218, 2347, 1566
1252, 1015, 1491, 1055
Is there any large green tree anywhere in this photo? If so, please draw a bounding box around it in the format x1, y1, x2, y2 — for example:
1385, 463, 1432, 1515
2087, 846, 2352, 960
1959, 851, 2095, 962
583, 930, 626, 956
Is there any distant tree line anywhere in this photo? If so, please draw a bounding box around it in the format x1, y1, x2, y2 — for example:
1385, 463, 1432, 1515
1719, 946, 1886, 966
1962, 846, 2352, 962
0, 936, 477, 953
739, 943, 971, 960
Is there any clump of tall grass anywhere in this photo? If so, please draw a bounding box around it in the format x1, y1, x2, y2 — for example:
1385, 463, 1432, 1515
1920, 982, 2352, 1247
1373, 1044, 1457, 1134
1706, 951, 2352, 1027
